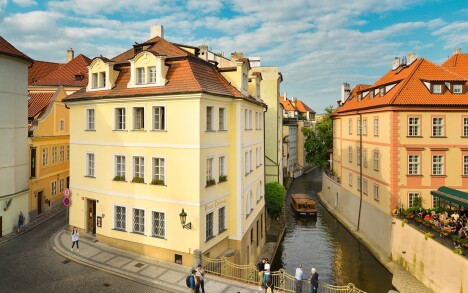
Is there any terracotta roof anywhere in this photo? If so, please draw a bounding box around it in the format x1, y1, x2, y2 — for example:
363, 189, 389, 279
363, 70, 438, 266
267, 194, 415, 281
335, 57, 468, 114
34, 54, 90, 87
296, 100, 315, 113
280, 97, 295, 111
0, 36, 33, 63
441, 53, 468, 79
28, 61, 61, 85
28, 92, 53, 118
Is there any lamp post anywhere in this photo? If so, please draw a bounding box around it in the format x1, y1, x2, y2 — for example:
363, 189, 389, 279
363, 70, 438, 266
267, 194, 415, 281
179, 208, 192, 229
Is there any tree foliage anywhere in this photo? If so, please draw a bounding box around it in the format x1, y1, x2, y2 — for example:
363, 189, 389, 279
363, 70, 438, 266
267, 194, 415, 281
265, 182, 286, 218
303, 106, 333, 169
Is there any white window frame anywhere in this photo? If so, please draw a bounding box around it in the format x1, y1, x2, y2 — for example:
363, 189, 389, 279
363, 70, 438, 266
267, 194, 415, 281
408, 117, 420, 136
152, 106, 165, 131
348, 119, 352, 135
148, 66, 157, 84
357, 147, 361, 165
206, 211, 214, 241
357, 119, 361, 135
432, 155, 444, 175
206, 106, 214, 131
151, 210, 166, 239
132, 208, 145, 234
432, 196, 440, 209
114, 205, 127, 231
51, 181, 57, 196
218, 206, 226, 233
206, 157, 214, 183
86, 153, 95, 177
42, 147, 48, 167
362, 119, 367, 135
99, 71, 106, 88
373, 150, 379, 171
59, 145, 65, 163
348, 146, 352, 163
115, 155, 126, 179
432, 83, 442, 94
59, 119, 65, 131
219, 107, 226, 130
115, 107, 126, 130
464, 117, 468, 137
349, 172, 353, 187
408, 155, 420, 175
363, 149, 367, 167
152, 157, 165, 185
51, 146, 57, 165
464, 155, 468, 175
363, 179, 368, 195
59, 178, 64, 192
373, 184, 379, 201
453, 84, 463, 94
66, 145, 69, 161
432, 117, 444, 137
408, 192, 420, 208
133, 156, 145, 181
137, 67, 146, 85
133, 107, 145, 130
374, 117, 379, 136
219, 156, 226, 177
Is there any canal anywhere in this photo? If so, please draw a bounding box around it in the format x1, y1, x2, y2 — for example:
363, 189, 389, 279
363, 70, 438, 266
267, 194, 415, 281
271, 168, 393, 293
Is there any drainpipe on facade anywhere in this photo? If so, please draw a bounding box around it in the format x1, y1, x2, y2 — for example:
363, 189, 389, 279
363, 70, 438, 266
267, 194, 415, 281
357, 113, 363, 231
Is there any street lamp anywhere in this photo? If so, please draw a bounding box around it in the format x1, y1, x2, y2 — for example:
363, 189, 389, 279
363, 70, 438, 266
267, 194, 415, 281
179, 208, 191, 229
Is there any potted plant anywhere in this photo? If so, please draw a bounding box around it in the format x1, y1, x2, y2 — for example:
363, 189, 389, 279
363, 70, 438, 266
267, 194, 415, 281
132, 176, 144, 183
206, 179, 216, 187
113, 175, 126, 181
151, 178, 165, 185
219, 175, 227, 182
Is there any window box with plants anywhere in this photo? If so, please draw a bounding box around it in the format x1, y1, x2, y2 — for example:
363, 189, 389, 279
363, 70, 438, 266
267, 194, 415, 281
206, 179, 216, 187
151, 178, 165, 186
219, 175, 227, 183
113, 175, 126, 182
132, 176, 145, 183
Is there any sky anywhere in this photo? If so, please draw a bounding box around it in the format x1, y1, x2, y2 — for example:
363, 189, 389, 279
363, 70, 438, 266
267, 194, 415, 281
1, 0, 468, 113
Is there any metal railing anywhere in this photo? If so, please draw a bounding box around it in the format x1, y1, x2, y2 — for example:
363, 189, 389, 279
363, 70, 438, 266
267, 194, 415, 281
202, 256, 366, 293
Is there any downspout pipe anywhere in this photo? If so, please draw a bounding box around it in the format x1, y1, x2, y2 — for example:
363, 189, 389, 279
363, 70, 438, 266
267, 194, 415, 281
357, 113, 363, 231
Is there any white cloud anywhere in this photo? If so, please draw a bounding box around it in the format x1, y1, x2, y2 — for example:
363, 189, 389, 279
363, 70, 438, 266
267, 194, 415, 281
12, 0, 37, 7
187, 0, 223, 13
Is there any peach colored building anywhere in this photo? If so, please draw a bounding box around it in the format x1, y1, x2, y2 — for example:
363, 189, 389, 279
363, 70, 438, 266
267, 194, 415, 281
332, 51, 468, 216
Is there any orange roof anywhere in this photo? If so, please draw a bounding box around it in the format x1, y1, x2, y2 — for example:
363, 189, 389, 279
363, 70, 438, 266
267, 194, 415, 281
28, 61, 61, 85
280, 97, 295, 111
441, 53, 468, 80
335, 57, 468, 114
0, 36, 33, 63
28, 92, 53, 118
64, 37, 263, 106
34, 54, 90, 87
296, 100, 315, 113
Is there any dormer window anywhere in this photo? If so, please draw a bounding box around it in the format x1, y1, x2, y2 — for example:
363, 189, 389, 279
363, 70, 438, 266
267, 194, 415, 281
127, 52, 168, 88
358, 93, 362, 101
453, 84, 463, 94
369, 90, 374, 99
379, 87, 385, 97
432, 84, 442, 94
87, 58, 117, 92
92, 72, 106, 89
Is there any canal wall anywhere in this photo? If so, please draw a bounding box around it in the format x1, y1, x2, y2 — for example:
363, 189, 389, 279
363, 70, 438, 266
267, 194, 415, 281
392, 218, 468, 293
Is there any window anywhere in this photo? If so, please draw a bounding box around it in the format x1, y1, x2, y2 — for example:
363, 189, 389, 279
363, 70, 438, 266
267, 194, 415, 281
363, 179, 368, 194
152, 211, 165, 238
132, 208, 145, 234
373, 150, 379, 171
357, 147, 361, 165
251, 228, 254, 244
348, 146, 352, 163
206, 106, 213, 131
137, 67, 145, 84
408, 192, 420, 208
408, 117, 420, 136
357, 119, 361, 135
219, 156, 226, 178
133, 107, 144, 130
206, 212, 214, 240
51, 146, 57, 165
51, 181, 57, 196
432, 117, 444, 136
453, 84, 463, 94
432, 196, 440, 208
218, 206, 226, 232
115, 155, 126, 178
363, 149, 368, 167
464, 155, 468, 175
99, 72, 106, 88
357, 176, 361, 191
349, 172, 353, 187
133, 156, 145, 181
374, 118, 379, 136
245, 152, 250, 175
206, 157, 214, 184
463, 118, 468, 137
373, 184, 379, 201
45, 151, 56, 173
348, 119, 352, 135
362, 119, 367, 135
59, 120, 65, 131
432, 155, 444, 175
152, 157, 165, 185
149, 66, 157, 83
244, 109, 248, 130
432, 84, 442, 94
369, 90, 374, 99
59, 178, 64, 192
379, 87, 385, 96
114, 205, 126, 231
60, 146, 65, 163
152, 106, 165, 130
219, 108, 226, 130
249, 150, 253, 171
86, 153, 95, 177
66, 145, 69, 161
115, 108, 126, 130
92, 73, 98, 88
249, 110, 253, 129
408, 155, 420, 175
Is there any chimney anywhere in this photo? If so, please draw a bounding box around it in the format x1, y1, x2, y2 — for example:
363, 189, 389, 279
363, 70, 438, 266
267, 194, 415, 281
407, 52, 417, 65
284, 92, 288, 101
392, 57, 401, 70
198, 45, 209, 60
453, 48, 463, 55
67, 48, 74, 62
341, 83, 350, 104
151, 25, 164, 39
230, 52, 244, 63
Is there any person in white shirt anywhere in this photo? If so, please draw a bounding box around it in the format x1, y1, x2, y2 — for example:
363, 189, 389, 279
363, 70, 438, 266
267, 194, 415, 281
71, 227, 80, 252
294, 264, 304, 293
263, 258, 271, 288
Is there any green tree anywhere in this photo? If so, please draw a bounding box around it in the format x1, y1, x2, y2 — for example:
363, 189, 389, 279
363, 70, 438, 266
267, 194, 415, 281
303, 106, 333, 169
265, 182, 286, 218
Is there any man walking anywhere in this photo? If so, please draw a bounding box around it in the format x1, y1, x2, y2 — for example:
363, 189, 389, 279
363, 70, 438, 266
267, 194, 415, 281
257, 258, 265, 290
294, 264, 304, 293
310, 268, 319, 293
196, 264, 205, 293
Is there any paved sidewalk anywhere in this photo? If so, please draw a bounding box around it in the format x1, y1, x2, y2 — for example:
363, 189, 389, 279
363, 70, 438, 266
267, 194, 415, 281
52, 229, 260, 293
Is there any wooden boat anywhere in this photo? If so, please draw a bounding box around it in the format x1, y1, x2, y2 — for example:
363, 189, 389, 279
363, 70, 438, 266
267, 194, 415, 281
291, 193, 317, 215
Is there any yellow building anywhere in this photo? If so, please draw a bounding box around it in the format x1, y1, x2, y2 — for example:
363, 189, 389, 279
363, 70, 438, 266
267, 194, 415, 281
64, 30, 267, 266
0, 37, 32, 236
27, 53, 89, 219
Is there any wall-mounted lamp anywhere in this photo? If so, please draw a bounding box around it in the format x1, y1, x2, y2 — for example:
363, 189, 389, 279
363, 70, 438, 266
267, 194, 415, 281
179, 208, 192, 230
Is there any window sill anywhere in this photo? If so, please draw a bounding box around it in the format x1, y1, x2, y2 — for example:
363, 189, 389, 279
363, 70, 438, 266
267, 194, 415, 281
205, 235, 215, 242
113, 129, 128, 132
407, 174, 422, 177
151, 235, 166, 240
113, 180, 127, 183
150, 129, 167, 132
461, 136, 468, 138
150, 183, 166, 186
130, 181, 146, 184
84, 175, 96, 179
85, 129, 96, 132
430, 136, 446, 138
131, 231, 146, 236
218, 129, 227, 132
113, 228, 127, 232
131, 129, 146, 132
430, 175, 446, 178
205, 130, 216, 132
218, 228, 227, 234
406, 135, 423, 138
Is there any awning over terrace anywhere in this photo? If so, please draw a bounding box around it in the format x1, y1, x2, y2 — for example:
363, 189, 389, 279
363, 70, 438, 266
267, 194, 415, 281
430, 186, 468, 208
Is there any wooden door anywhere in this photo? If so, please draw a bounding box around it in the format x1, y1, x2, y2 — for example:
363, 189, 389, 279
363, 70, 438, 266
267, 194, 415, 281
37, 191, 43, 215
87, 200, 96, 234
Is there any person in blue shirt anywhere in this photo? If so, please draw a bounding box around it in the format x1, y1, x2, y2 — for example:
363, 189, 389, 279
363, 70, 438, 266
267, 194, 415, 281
295, 264, 304, 293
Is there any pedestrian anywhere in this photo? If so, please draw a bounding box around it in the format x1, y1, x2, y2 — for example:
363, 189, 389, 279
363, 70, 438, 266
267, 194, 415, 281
265, 275, 274, 293
310, 268, 319, 293
196, 264, 205, 293
17, 211, 25, 233
263, 258, 271, 288
71, 227, 79, 252
257, 258, 266, 290
294, 264, 304, 293
188, 269, 197, 293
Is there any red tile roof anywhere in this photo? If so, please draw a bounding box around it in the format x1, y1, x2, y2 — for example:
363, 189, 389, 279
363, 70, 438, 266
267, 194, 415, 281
441, 53, 468, 80
28, 61, 61, 85
28, 92, 53, 118
33, 54, 90, 87
335, 57, 468, 114
0, 36, 33, 63
296, 100, 315, 113
280, 97, 295, 111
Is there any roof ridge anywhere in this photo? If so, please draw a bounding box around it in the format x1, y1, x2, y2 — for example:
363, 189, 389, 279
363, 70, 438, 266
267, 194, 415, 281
389, 58, 424, 104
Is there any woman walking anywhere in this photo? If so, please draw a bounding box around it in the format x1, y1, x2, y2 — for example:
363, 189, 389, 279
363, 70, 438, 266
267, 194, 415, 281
71, 227, 80, 252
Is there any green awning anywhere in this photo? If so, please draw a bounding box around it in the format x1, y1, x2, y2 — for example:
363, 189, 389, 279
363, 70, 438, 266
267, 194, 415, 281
430, 186, 468, 208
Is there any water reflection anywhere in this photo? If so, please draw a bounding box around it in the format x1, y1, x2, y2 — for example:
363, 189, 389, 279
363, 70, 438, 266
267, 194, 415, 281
271, 169, 393, 293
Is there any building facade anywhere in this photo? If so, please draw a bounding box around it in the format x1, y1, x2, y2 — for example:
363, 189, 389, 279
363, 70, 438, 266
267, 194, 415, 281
0, 37, 33, 236
64, 31, 266, 265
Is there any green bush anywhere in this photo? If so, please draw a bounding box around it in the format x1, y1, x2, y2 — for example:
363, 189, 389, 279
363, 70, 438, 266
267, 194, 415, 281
265, 182, 286, 218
